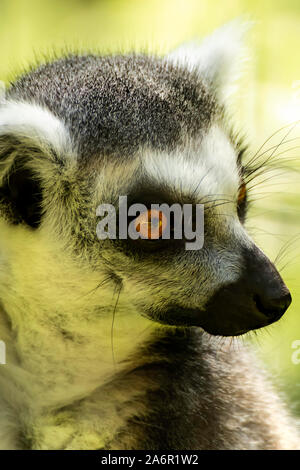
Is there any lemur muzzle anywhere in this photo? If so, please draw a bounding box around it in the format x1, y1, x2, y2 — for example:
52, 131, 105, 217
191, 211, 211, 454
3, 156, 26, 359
199, 243, 292, 336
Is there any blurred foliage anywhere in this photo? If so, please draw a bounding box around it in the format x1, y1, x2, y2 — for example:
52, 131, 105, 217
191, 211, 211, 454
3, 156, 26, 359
0, 0, 300, 414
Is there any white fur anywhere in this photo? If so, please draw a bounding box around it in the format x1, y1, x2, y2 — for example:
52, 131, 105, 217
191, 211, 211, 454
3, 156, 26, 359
143, 125, 240, 212
0, 100, 74, 158
167, 20, 250, 100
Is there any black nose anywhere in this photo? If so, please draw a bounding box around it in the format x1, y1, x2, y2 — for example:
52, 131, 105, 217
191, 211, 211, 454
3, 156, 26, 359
254, 291, 292, 321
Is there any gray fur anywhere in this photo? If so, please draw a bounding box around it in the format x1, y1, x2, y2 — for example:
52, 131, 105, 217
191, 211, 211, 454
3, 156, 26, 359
7, 54, 216, 158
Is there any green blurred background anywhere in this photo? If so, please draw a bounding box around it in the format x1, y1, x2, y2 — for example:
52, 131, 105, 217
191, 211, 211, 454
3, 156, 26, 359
0, 0, 300, 415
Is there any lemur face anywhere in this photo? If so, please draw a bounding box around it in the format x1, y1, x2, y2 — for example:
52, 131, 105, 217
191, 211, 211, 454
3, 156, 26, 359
0, 22, 291, 338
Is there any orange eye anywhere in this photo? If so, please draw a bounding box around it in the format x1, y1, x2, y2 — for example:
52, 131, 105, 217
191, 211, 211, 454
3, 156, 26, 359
238, 182, 247, 205
135, 209, 168, 239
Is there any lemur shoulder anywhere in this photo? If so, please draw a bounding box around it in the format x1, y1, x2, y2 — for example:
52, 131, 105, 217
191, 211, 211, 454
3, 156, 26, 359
0, 21, 299, 449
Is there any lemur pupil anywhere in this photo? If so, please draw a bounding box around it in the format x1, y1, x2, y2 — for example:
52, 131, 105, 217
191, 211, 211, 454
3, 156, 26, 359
135, 209, 166, 239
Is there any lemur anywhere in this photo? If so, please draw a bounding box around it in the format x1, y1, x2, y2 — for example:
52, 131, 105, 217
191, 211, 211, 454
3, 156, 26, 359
0, 21, 298, 450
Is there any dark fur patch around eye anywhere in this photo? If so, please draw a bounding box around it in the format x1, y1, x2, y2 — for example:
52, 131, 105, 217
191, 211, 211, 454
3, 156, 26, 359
0, 162, 43, 228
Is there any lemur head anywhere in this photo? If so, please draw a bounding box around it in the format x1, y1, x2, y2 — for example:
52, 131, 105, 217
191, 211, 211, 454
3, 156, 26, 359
0, 21, 291, 340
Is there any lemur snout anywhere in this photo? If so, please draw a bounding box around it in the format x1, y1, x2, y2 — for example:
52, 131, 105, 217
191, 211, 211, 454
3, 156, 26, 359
198, 243, 292, 336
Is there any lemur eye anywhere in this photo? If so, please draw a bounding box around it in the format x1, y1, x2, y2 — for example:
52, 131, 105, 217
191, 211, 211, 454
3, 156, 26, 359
135, 209, 168, 239
238, 181, 247, 205
237, 181, 248, 222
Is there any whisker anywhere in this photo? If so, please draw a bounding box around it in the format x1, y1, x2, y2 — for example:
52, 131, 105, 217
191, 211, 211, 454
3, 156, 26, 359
260, 122, 299, 167
249, 137, 300, 162
246, 120, 300, 168
274, 234, 300, 267
204, 201, 233, 212
111, 282, 122, 366
73, 275, 112, 301
191, 167, 214, 198
278, 257, 300, 274
244, 151, 300, 187
258, 145, 300, 162
246, 171, 291, 191
245, 152, 300, 181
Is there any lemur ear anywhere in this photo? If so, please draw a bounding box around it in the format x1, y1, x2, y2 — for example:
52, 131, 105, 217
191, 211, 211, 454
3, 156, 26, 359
0, 101, 72, 228
167, 19, 250, 102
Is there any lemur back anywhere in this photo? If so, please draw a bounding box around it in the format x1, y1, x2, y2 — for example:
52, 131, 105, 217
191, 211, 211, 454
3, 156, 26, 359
0, 22, 298, 449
